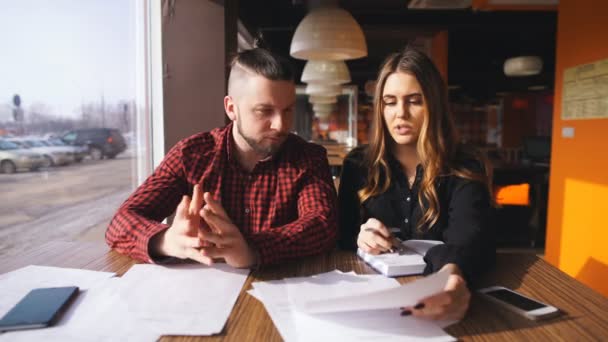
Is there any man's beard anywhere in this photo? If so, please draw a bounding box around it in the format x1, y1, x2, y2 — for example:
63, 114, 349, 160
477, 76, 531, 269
236, 120, 284, 158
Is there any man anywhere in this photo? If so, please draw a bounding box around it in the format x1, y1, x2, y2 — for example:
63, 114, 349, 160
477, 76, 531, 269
106, 48, 337, 268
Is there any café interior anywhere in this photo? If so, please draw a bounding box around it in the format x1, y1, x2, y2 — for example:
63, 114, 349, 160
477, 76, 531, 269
166, 0, 607, 297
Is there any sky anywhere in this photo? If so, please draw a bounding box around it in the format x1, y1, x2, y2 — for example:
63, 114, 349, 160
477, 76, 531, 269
0, 0, 136, 119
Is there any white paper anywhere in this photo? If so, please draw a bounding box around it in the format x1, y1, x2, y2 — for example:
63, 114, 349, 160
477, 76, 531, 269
285, 270, 400, 304
250, 271, 398, 342
251, 269, 455, 341
119, 263, 249, 335
251, 280, 299, 342
0, 265, 115, 318
293, 267, 451, 314
293, 309, 455, 341
0, 278, 160, 342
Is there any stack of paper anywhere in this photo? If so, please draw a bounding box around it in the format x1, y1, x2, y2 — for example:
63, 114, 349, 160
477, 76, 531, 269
0, 263, 249, 341
0, 266, 159, 342
249, 269, 457, 341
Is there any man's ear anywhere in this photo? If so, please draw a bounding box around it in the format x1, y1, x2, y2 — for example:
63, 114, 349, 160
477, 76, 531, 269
224, 95, 237, 121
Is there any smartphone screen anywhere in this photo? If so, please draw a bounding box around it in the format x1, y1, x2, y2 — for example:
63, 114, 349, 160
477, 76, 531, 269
484, 288, 545, 311
0, 286, 79, 332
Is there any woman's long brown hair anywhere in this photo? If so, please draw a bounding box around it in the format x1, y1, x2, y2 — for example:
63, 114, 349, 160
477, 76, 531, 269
358, 46, 492, 230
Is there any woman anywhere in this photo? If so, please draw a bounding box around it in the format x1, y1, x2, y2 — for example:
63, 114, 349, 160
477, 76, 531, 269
338, 46, 495, 321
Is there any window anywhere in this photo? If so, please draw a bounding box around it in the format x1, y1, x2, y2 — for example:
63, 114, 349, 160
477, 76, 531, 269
0, 0, 162, 259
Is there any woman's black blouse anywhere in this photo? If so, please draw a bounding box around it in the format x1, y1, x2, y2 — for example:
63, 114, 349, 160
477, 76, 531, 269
337, 146, 495, 283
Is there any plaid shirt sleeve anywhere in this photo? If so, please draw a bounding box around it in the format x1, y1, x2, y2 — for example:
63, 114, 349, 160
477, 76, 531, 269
105, 142, 189, 263
248, 146, 338, 266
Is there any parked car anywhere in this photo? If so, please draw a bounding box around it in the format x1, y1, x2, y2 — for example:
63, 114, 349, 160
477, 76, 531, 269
0, 139, 46, 174
8, 138, 74, 167
47, 138, 88, 162
61, 128, 127, 160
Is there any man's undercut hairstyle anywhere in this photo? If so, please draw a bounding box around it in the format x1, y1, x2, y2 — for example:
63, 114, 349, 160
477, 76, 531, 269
228, 48, 295, 95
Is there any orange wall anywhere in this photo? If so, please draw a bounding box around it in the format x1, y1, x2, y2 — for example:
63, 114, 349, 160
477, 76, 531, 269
546, 0, 608, 296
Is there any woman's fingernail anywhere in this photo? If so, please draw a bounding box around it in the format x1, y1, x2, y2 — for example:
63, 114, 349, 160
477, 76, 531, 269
400, 310, 412, 316
414, 303, 425, 310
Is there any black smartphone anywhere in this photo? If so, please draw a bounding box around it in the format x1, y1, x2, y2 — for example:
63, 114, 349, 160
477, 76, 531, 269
0, 286, 79, 332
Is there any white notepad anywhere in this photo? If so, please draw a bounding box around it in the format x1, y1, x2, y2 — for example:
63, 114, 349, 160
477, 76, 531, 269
357, 239, 444, 277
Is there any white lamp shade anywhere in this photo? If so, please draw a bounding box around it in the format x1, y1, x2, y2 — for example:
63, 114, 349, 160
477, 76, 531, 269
305, 83, 342, 96
302, 60, 351, 84
504, 56, 543, 77
314, 110, 332, 119
312, 103, 335, 113
309, 95, 338, 104
290, 7, 367, 60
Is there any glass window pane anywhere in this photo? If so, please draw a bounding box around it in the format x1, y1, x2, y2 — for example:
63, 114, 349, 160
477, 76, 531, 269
0, 0, 154, 259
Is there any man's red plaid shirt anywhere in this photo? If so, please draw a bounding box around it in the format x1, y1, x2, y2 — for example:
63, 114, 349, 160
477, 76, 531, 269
106, 123, 338, 265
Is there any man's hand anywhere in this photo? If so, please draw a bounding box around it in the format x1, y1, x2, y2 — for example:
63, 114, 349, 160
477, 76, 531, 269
149, 184, 213, 264
357, 218, 393, 255
197, 192, 258, 268
402, 263, 471, 321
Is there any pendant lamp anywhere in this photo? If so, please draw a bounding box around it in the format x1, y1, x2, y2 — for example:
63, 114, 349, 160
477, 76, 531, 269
504, 56, 543, 77
290, 6, 367, 60
301, 60, 351, 84
305, 84, 342, 97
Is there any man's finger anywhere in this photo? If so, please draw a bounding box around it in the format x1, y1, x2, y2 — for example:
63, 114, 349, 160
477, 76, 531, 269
203, 192, 228, 219
180, 235, 202, 248
190, 184, 203, 216
175, 195, 190, 220
199, 210, 222, 235
198, 227, 225, 246
198, 224, 215, 241
200, 246, 226, 259
186, 248, 214, 265
201, 206, 234, 234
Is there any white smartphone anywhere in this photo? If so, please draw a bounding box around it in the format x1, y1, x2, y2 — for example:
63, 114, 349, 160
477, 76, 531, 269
478, 286, 560, 320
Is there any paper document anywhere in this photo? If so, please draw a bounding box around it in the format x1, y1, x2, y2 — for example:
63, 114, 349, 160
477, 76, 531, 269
0, 265, 115, 319
293, 267, 451, 314
250, 269, 455, 341
120, 263, 249, 336
0, 278, 160, 342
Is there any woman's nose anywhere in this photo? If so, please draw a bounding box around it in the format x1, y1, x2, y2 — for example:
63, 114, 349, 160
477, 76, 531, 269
395, 103, 410, 119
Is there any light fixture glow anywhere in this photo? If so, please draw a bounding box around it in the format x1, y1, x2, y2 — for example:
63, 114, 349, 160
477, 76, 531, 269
290, 7, 367, 60
504, 56, 543, 77
301, 60, 351, 84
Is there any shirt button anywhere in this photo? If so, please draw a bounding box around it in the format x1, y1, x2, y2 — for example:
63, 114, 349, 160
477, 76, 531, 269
406, 196, 411, 202
245, 208, 250, 214
404, 218, 409, 224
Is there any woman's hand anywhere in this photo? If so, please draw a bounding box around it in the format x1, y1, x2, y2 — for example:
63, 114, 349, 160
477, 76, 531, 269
357, 218, 393, 254
402, 263, 471, 321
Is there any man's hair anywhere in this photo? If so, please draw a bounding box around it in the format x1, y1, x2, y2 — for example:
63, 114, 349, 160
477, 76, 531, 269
228, 48, 294, 95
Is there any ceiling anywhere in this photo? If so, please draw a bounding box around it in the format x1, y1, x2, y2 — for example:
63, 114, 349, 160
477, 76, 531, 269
238, 0, 557, 103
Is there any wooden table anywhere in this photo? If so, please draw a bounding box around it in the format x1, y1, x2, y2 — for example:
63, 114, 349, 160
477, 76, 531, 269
2, 241, 608, 341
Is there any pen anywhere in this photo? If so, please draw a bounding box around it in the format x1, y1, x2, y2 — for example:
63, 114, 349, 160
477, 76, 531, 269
388, 227, 402, 253
389, 236, 403, 253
